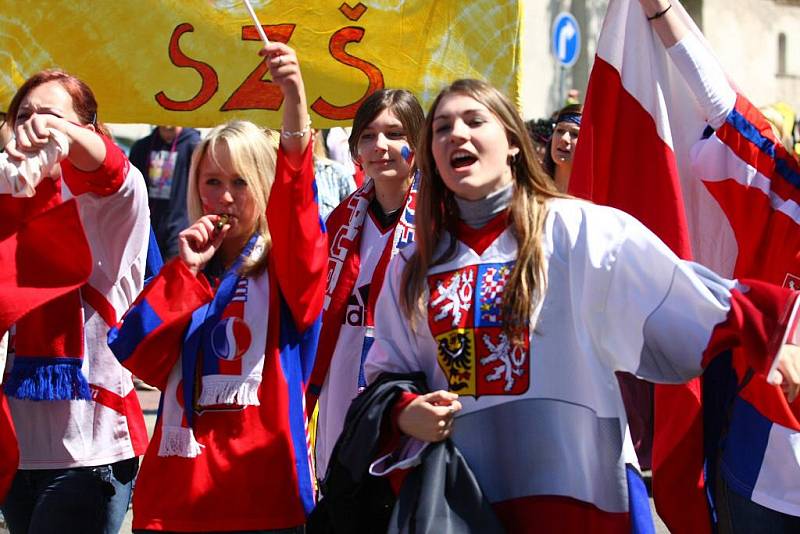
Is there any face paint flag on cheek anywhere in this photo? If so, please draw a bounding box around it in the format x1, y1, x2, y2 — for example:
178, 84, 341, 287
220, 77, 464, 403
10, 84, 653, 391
401, 145, 414, 164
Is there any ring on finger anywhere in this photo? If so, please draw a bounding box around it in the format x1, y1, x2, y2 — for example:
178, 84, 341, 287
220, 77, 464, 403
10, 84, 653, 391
277, 56, 283, 67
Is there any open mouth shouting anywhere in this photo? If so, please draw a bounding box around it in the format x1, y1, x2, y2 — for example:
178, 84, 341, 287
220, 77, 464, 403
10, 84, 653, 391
450, 149, 478, 170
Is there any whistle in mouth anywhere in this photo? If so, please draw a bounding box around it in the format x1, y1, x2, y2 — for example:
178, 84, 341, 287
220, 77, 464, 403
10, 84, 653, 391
216, 214, 230, 231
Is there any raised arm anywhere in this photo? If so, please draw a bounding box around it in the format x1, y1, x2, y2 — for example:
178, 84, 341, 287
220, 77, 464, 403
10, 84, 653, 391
260, 43, 326, 331
639, 0, 686, 47
259, 42, 311, 165
639, 0, 735, 128
7, 114, 107, 173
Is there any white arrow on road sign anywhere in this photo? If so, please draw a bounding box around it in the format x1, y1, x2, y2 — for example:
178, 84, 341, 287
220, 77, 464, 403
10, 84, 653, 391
552, 12, 581, 68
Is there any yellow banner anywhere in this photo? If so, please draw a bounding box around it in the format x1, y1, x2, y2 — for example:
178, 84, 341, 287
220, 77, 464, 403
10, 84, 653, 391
0, 1, 522, 128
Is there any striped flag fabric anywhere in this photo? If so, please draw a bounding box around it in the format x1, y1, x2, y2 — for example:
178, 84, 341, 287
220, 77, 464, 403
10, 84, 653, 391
568, 3, 709, 530
571, 0, 800, 531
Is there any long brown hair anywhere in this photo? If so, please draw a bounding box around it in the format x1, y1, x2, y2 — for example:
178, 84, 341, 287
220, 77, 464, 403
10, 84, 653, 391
6, 69, 110, 137
401, 79, 564, 344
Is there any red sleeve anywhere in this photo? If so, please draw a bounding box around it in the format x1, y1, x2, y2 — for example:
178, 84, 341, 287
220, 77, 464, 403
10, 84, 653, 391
702, 280, 799, 374
377, 392, 419, 457
266, 142, 327, 332
375, 391, 418, 495
59, 135, 128, 197
111, 258, 213, 390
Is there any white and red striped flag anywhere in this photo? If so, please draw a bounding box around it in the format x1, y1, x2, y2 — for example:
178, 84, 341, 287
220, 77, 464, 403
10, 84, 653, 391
571, 0, 800, 532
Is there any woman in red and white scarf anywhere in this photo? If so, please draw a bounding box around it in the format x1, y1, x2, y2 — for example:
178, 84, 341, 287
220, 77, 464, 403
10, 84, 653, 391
111, 42, 327, 533
309, 90, 425, 483
0, 70, 150, 534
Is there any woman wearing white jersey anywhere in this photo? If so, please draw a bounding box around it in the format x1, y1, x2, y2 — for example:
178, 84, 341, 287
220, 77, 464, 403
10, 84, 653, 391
363, 77, 800, 533
309, 89, 424, 483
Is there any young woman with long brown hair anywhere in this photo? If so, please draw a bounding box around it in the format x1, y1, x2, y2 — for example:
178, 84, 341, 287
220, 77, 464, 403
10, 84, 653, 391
362, 78, 800, 532
308, 89, 424, 483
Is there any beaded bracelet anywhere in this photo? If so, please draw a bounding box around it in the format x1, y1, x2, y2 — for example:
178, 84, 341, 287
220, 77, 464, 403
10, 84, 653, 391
647, 3, 671, 20
281, 118, 312, 139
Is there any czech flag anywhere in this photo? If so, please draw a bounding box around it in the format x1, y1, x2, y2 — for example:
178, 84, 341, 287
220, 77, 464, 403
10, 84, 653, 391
571, 0, 800, 531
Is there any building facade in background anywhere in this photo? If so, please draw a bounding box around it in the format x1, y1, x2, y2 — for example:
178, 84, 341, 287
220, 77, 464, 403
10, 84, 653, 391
520, 0, 800, 120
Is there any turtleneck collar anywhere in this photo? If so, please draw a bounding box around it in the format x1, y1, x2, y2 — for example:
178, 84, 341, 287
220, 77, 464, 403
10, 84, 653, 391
453, 182, 513, 229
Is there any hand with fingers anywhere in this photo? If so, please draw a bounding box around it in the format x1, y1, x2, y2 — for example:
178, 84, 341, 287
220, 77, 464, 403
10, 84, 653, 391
259, 42, 303, 94
4, 113, 68, 162
769, 344, 800, 403
397, 390, 463, 443
178, 214, 231, 275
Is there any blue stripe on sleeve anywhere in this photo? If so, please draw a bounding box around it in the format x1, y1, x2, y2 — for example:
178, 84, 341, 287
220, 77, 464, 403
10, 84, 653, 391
278, 297, 317, 515
108, 298, 163, 363
726, 109, 800, 189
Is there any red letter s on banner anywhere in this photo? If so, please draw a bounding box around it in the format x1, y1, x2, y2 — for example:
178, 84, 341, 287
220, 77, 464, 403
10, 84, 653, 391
155, 23, 219, 111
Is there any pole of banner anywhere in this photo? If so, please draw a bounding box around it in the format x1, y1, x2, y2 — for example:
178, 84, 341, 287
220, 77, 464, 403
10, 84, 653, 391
242, 0, 271, 46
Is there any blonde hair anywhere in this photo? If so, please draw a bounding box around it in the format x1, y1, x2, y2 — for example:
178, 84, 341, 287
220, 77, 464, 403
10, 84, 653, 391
187, 120, 277, 276
312, 129, 328, 160
401, 79, 565, 345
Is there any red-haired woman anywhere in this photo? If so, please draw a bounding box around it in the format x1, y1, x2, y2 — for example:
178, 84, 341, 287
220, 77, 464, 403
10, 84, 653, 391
0, 70, 149, 534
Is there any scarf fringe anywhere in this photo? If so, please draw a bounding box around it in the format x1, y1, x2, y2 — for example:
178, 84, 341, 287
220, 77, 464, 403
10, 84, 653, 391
158, 426, 204, 457
5, 358, 91, 401
197, 376, 261, 407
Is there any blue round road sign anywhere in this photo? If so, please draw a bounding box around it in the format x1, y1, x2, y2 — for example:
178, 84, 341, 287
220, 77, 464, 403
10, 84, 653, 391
552, 12, 581, 68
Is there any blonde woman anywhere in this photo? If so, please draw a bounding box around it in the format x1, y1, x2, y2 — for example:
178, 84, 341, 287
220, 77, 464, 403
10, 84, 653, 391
110, 42, 326, 533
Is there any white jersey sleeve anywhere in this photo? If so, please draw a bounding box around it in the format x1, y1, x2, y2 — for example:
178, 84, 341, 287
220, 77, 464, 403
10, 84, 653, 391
563, 203, 776, 383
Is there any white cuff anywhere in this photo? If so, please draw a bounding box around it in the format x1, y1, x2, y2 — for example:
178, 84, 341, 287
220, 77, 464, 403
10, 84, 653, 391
369, 437, 428, 476
0, 129, 70, 197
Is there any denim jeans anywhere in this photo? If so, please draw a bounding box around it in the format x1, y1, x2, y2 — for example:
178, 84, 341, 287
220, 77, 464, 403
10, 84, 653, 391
1, 457, 138, 534
716, 468, 800, 534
